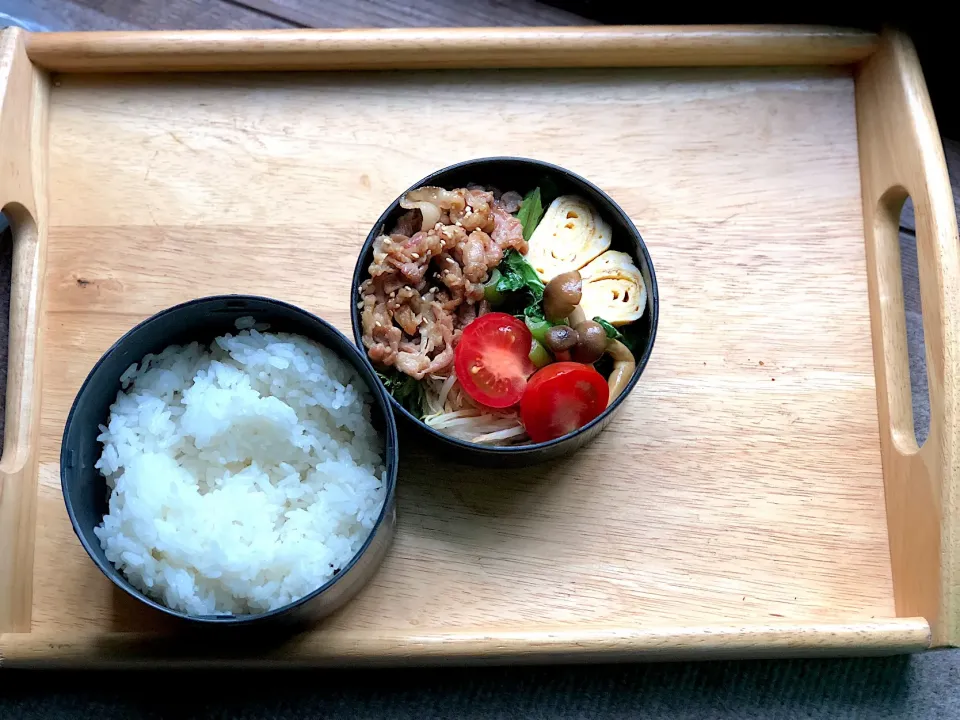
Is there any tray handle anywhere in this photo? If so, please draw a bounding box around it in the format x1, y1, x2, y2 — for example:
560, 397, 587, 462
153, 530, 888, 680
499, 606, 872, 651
856, 30, 960, 647
0, 27, 47, 633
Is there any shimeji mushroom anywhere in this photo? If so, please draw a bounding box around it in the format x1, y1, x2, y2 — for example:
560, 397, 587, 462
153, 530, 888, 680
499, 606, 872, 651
542, 267, 637, 404
605, 338, 636, 406
543, 325, 579, 361
571, 320, 607, 364
543, 270, 583, 323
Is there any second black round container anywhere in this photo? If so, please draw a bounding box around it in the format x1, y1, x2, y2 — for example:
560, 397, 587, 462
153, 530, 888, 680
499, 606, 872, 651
351, 157, 659, 467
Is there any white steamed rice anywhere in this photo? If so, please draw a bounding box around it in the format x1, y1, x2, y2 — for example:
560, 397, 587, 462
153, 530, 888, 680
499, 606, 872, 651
93, 322, 386, 616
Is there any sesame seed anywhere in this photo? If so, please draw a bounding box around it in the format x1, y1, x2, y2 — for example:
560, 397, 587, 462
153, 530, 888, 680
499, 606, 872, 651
411, 253, 420, 259
383, 238, 391, 245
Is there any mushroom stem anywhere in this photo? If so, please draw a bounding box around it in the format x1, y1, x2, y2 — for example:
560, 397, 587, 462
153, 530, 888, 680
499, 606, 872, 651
567, 305, 587, 327
605, 338, 636, 406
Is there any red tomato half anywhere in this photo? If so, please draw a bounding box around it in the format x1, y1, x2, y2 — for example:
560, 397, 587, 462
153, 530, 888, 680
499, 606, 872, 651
455, 313, 536, 408
520, 362, 609, 443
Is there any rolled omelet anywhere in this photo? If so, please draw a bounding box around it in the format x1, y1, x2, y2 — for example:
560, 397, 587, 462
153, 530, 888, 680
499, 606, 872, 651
527, 196, 611, 282
578, 250, 647, 326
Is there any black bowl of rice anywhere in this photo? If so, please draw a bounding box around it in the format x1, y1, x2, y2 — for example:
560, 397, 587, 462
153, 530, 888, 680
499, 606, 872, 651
351, 157, 659, 467
61, 295, 398, 625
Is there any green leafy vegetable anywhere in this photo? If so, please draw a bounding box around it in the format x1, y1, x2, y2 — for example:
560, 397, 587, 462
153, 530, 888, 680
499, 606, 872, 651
593, 317, 621, 340
377, 369, 426, 419
593, 316, 637, 352
492, 263, 526, 296
516, 187, 545, 242
523, 302, 547, 323
498, 249, 544, 303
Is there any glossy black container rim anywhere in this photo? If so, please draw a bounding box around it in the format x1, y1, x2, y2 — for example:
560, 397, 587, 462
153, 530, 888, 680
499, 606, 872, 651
350, 156, 660, 457
60, 294, 399, 625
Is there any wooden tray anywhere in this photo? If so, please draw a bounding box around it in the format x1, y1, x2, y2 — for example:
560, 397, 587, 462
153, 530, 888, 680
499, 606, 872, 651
0, 25, 957, 668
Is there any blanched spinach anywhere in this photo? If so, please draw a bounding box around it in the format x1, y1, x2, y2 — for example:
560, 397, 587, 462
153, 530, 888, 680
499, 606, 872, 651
516, 187, 545, 242
499, 249, 544, 303
593, 316, 637, 352
377, 368, 426, 419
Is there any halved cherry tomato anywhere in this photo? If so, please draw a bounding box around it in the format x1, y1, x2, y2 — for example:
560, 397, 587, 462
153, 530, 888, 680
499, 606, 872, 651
520, 362, 609, 443
455, 313, 536, 408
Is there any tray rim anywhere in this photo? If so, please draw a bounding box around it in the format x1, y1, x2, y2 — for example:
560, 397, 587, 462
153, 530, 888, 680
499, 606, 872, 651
0, 620, 933, 669
1, 24, 957, 666
23, 25, 879, 73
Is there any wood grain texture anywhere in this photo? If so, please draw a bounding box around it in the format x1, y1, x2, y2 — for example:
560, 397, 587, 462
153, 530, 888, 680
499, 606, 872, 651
23, 26, 879, 73
856, 32, 960, 648
2, 0, 140, 31
0, 619, 932, 668
65, 0, 292, 30
18, 58, 904, 663
0, 28, 49, 633
5, 0, 587, 32
901, 138, 960, 234
229, 0, 592, 28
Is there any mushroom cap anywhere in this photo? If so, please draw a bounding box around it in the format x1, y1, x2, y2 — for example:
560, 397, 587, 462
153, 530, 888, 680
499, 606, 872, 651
572, 320, 607, 364
543, 270, 583, 322
544, 324, 580, 353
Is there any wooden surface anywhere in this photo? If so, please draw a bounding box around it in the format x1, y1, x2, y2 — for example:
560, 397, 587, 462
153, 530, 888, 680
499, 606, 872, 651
856, 32, 960, 648
901, 141, 960, 235
5, 0, 589, 31
0, 620, 932, 668
897, 140, 960, 447
23, 26, 879, 72
0, 28, 916, 663
228, 0, 592, 28
0, 29, 48, 633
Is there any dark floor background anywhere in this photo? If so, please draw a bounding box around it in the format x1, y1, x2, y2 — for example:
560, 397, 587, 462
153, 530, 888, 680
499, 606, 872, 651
3, 2, 960, 718
2, 654, 960, 719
